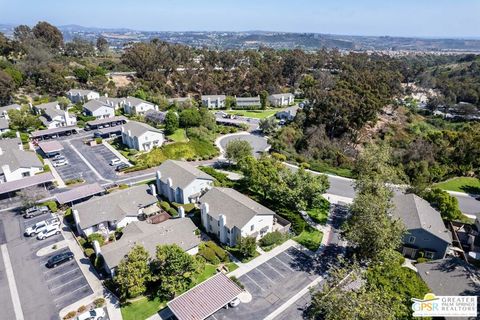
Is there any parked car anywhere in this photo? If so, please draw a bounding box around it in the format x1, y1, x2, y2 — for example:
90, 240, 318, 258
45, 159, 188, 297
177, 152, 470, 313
76, 308, 105, 320
37, 225, 61, 240
46, 251, 74, 268
52, 154, 65, 161
229, 297, 241, 308
24, 217, 60, 236
24, 206, 50, 219
53, 158, 69, 167
110, 158, 122, 166
115, 163, 129, 171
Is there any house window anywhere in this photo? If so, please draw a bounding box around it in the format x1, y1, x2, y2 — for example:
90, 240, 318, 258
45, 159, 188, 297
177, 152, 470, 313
250, 225, 254, 232
408, 236, 416, 244
424, 251, 434, 259
22, 172, 30, 177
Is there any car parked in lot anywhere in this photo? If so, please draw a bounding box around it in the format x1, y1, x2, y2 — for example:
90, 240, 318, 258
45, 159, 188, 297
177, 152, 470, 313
24, 217, 60, 236
115, 163, 129, 171
46, 251, 74, 268
76, 307, 105, 320
53, 154, 66, 161
53, 158, 69, 167
37, 225, 61, 240
24, 206, 50, 219
110, 158, 121, 166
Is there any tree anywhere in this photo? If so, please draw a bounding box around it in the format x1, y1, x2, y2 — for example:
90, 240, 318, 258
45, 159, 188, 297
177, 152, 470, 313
225, 140, 253, 163
96, 36, 109, 54
152, 244, 199, 299
236, 236, 257, 258
0, 70, 15, 105
422, 188, 463, 220
179, 108, 201, 128
65, 37, 95, 57
17, 186, 48, 209
73, 68, 90, 84
259, 90, 268, 110
225, 96, 235, 109
7, 107, 42, 131
13, 25, 32, 42
259, 117, 277, 135
164, 110, 179, 135
32, 21, 63, 50
114, 245, 151, 299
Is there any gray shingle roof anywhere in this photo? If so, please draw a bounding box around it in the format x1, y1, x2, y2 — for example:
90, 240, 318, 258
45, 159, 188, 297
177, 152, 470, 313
201, 95, 226, 100
102, 218, 200, 269
122, 121, 162, 137
417, 257, 480, 297
68, 89, 98, 96
125, 96, 154, 107
55, 183, 104, 205
199, 187, 275, 229
0, 138, 43, 173
392, 193, 452, 243
0, 118, 9, 129
269, 93, 294, 99
83, 100, 113, 113
0, 104, 21, 112
157, 160, 214, 189
73, 185, 158, 230
35, 102, 60, 111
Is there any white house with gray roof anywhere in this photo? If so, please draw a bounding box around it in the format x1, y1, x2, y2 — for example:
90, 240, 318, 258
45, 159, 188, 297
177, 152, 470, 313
83, 100, 115, 119
268, 93, 295, 106
97, 96, 124, 110
33, 102, 77, 129
0, 138, 43, 183
199, 187, 276, 246
201, 95, 226, 109
235, 96, 261, 108
392, 192, 452, 260
156, 160, 215, 204
98, 218, 200, 276
67, 89, 100, 103
122, 96, 158, 115
121, 121, 164, 152
72, 184, 159, 237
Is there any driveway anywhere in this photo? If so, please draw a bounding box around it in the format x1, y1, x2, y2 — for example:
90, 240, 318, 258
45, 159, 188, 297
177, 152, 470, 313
70, 139, 119, 181
0, 210, 93, 320
208, 247, 321, 320
218, 133, 270, 158
56, 141, 100, 184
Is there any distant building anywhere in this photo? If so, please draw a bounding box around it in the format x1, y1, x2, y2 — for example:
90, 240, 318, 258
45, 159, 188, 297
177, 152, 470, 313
121, 121, 164, 152
0, 104, 21, 120
268, 93, 294, 107
67, 89, 100, 103
275, 105, 299, 121
122, 96, 158, 116
0, 138, 44, 183
83, 100, 115, 119
392, 192, 452, 260
156, 160, 215, 204
235, 96, 260, 108
201, 95, 226, 109
33, 102, 77, 129
97, 96, 124, 110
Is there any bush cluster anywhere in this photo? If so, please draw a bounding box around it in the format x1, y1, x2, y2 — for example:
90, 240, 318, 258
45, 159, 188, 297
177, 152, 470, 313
199, 241, 229, 264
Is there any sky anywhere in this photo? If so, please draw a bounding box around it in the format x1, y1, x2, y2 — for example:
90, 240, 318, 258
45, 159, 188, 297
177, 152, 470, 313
1, 0, 479, 38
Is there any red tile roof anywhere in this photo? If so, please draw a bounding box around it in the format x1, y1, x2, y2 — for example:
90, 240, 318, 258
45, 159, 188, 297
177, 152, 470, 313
168, 273, 243, 320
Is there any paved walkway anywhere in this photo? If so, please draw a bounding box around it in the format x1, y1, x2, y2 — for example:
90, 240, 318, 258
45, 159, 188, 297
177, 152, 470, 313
44, 159, 67, 188
103, 141, 131, 165
1, 244, 24, 320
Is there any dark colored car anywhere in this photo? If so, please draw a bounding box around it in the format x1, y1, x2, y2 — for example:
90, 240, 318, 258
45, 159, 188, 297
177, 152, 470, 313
115, 163, 129, 171
23, 206, 50, 219
46, 251, 74, 268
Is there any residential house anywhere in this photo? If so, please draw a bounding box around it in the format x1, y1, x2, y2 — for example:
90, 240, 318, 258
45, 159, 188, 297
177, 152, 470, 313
98, 218, 200, 276
67, 89, 100, 103
72, 184, 159, 237
199, 187, 278, 246
83, 100, 115, 119
392, 192, 452, 260
122, 96, 158, 115
416, 257, 480, 320
156, 160, 215, 204
235, 96, 260, 109
97, 96, 124, 110
201, 95, 226, 109
121, 121, 164, 152
268, 93, 295, 107
33, 102, 77, 129
276, 105, 299, 121
0, 118, 9, 134
0, 138, 43, 183
0, 104, 21, 119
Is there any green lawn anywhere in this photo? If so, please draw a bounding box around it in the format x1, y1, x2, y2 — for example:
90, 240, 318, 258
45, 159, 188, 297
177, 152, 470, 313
307, 207, 329, 225
195, 264, 217, 284
308, 161, 355, 178
294, 227, 323, 251
167, 128, 188, 142
225, 108, 284, 119
121, 296, 166, 320
434, 177, 480, 194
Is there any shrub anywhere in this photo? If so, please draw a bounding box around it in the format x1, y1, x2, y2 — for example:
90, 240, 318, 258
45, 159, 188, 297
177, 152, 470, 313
95, 137, 103, 144
94, 298, 106, 308
87, 233, 105, 246
271, 152, 287, 162
63, 311, 76, 319
42, 200, 58, 213
167, 207, 178, 217
160, 201, 170, 210
259, 231, 284, 247
205, 241, 228, 262
199, 245, 220, 265
78, 237, 87, 248
277, 208, 306, 235
77, 306, 87, 313
416, 257, 428, 264
84, 248, 95, 258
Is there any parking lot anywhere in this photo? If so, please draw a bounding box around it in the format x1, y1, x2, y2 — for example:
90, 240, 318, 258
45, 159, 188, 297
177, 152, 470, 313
0, 210, 93, 319
55, 141, 100, 184
208, 247, 321, 320
70, 139, 120, 181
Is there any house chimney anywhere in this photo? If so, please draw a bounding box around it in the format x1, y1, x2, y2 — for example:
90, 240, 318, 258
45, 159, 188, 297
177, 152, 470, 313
92, 240, 102, 257
0, 147, 2, 155
219, 214, 227, 244
201, 202, 209, 229
15, 131, 20, 138
28, 102, 33, 110
121, 126, 125, 133
178, 207, 185, 218
149, 184, 157, 197
127, 130, 131, 136
72, 210, 81, 235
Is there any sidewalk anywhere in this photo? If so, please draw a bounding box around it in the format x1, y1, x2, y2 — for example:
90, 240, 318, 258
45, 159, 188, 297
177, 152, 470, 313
103, 141, 131, 165
44, 159, 66, 188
